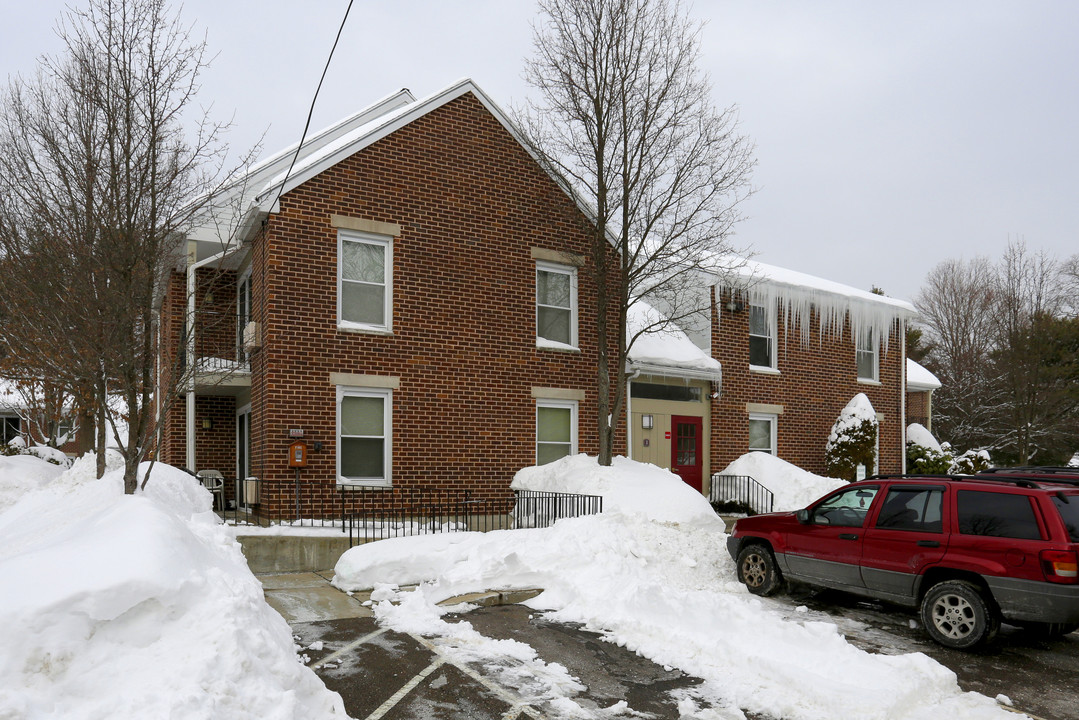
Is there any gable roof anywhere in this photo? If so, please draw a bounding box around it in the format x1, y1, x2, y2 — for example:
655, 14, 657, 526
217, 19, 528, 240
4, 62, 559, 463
251, 78, 586, 219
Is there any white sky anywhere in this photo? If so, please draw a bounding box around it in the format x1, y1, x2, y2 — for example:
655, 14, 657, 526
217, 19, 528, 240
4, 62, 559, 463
3, 0, 1077, 302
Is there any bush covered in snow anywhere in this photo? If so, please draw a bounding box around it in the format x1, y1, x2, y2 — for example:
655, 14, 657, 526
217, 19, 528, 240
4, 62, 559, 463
906, 424, 992, 474
1, 436, 70, 466
825, 394, 878, 481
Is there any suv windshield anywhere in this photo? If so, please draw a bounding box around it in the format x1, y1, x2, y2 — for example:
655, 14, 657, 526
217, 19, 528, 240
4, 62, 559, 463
1052, 494, 1079, 542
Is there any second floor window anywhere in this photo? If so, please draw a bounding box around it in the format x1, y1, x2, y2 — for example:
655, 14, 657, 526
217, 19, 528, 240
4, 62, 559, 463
749, 302, 775, 369
857, 329, 878, 381
536, 263, 577, 347
339, 230, 391, 331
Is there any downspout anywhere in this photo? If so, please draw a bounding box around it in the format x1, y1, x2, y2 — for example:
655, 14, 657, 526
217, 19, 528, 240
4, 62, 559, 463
900, 320, 907, 474
625, 366, 640, 460
185, 242, 197, 472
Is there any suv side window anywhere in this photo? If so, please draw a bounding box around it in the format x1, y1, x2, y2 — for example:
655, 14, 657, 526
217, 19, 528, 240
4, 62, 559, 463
811, 486, 879, 528
957, 490, 1042, 540
1052, 494, 1079, 542
875, 487, 944, 533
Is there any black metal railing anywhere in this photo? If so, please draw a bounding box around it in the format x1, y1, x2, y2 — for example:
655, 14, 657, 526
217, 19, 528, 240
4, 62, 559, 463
341, 486, 604, 546
709, 473, 774, 515
215, 477, 604, 541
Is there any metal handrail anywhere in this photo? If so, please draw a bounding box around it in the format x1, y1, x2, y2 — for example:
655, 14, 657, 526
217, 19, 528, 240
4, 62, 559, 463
709, 473, 774, 515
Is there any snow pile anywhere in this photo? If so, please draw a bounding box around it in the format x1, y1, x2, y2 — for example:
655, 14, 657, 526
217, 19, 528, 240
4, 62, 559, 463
827, 392, 878, 447
334, 457, 1013, 720
906, 423, 942, 452
511, 454, 722, 528
0, 454, 65, 513
0, 457, 345, 719
719, 452, 846, 511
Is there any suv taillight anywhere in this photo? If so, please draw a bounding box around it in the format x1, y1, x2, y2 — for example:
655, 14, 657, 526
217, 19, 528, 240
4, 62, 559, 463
1040, 550, 1079, 584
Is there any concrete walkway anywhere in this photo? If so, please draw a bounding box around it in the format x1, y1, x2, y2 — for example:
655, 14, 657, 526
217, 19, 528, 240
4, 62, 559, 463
257, 571, 761, 720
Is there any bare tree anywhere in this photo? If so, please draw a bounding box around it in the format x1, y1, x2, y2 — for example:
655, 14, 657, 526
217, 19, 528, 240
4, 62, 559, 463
0, 0, 235, 492
522, 0, 755, 464
914, 257, 1000, 451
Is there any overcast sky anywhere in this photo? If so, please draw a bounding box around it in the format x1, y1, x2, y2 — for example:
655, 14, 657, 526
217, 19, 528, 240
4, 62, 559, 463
3, 1, 1076, 302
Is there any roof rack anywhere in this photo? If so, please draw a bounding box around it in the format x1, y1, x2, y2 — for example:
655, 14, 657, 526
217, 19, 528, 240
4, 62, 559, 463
979, 466, 1079, 475
867, 473, 1043, 489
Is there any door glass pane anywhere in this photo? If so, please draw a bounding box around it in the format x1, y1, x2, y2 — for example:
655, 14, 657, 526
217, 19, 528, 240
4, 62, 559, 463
537, 406, 571, 443
342, 396, 384, 436
342, 240, 385, 283
341, 437, 384, 477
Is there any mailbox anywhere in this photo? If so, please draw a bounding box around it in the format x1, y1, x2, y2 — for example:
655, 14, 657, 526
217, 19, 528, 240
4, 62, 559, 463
288, 440, 308, 468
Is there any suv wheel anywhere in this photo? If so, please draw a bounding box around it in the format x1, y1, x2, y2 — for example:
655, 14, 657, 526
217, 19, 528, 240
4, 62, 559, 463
920, 580, 1000, 649
737, 544, 783, 597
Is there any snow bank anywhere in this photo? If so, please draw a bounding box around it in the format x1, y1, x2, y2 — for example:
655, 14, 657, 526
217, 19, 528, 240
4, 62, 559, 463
0, 455, 65, 513
511, 454, 722, 528
0, 457, 345, 719
720, 452, 846, 511
335, 514, 1011, 719
907, 423, 942, 452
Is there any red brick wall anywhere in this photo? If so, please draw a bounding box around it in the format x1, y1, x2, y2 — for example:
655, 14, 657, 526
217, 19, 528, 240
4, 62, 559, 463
245, 92, 620, 519
711, 288, 905, 477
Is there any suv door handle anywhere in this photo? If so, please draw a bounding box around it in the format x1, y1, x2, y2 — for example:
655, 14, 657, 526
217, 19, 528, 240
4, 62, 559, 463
839, 533, 859, 540
917, 540, 941, 548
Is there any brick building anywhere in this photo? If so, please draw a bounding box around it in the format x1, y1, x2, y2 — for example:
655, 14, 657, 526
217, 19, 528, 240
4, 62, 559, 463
626, 260, 918, 491
157, 80, 619, 519
158, 79, 922, 518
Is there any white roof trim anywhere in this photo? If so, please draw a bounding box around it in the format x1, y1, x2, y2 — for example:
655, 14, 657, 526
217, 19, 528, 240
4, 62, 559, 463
630, 361, 722, 383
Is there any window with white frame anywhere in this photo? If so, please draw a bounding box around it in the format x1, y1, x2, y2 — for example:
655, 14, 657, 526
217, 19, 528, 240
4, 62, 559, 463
748, 413, 777, 455
748, 302, 775, 369
536, 399, 577, 465
857, 329, 878, 381
536, 262, 577, 347
337, 387, 391, 485
339, 230, 392, 331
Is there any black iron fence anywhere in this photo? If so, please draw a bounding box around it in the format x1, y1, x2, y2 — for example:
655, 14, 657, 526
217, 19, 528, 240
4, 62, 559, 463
709, 473, 774, 515
343, 486, 604, 546
211, 476, 604, 544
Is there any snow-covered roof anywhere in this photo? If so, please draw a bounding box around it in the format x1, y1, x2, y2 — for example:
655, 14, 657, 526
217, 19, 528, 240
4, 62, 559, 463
906, 358, 941, 392
186, 88, 417, 256
713, 258, 917, 353
627, 302, 722, 381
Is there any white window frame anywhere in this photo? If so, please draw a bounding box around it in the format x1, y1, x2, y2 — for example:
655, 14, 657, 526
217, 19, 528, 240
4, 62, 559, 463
856, 329, 879, 382
338, 229, 393, 333
748, 413, 777, 455
336, 386, 392, 487
748, 302, 777, 371
536, 399, 578, 464
536, 261, 578, 349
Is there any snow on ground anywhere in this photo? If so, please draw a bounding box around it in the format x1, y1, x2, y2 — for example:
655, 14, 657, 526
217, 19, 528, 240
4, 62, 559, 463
512, 453, 722, 527
0, 454, 346, 719
335, 456, 1015, 720
0, 454, 65, 513
720, 451, 846, 511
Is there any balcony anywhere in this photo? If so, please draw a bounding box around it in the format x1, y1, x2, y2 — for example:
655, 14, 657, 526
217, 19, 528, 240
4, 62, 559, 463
188, 309, 251, 394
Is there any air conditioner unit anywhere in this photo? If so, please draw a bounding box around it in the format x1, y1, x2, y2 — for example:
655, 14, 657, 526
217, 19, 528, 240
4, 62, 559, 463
242, 321, 261, 352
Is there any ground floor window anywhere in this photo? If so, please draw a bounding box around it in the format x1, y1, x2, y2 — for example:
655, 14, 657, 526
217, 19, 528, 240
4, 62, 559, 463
536, 400, 577, 465
337, 386, 391, 485
748, 413, 776, 455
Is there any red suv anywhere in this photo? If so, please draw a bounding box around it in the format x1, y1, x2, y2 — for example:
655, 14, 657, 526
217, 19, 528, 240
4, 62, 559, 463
726, 471, 1079, 649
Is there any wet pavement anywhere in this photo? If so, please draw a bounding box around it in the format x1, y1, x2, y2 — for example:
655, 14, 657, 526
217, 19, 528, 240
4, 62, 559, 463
775, 586, 1078, 720
262, 571, 752, 720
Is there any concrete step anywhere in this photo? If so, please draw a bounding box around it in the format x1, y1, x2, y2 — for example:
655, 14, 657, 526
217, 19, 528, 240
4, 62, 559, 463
238, 534, 352, 574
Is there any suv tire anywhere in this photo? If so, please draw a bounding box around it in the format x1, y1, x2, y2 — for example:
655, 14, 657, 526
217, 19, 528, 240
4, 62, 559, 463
920, 580, 1000, 649
737, 544, 784, 597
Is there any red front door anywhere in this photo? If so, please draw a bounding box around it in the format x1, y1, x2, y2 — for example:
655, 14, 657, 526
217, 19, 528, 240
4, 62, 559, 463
671, 416, 703, 492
